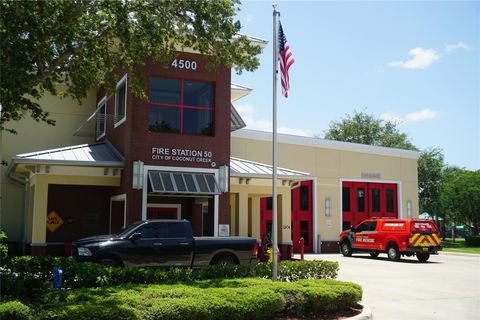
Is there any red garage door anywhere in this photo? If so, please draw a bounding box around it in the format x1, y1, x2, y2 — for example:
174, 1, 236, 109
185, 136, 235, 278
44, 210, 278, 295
342, 182, 397, 230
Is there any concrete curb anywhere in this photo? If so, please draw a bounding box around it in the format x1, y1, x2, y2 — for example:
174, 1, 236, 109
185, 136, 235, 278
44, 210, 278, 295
347, 303, 373, 320
440, 251, 480, 256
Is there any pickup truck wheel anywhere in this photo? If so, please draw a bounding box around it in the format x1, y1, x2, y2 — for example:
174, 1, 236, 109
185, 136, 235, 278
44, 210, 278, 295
98, 258, 120, 267
212, 254, 238, 265
417, 252, 430, 262
340, 242, 353, 257
369, 253, 379, 258
387, 245, 401, 261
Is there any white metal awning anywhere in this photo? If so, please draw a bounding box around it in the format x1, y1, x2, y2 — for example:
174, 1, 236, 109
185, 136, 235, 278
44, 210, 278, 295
230, 157, 310, 179
148, 171, 220, 195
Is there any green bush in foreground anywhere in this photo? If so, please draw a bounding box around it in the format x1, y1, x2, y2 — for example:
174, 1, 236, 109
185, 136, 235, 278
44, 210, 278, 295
1, 256, 338, 301
32, 278, 361, 320
465, 236, 480, 247
0, 300, 31, 320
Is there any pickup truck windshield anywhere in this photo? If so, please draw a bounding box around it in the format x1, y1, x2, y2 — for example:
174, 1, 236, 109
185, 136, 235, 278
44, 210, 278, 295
118, 221, 144, 238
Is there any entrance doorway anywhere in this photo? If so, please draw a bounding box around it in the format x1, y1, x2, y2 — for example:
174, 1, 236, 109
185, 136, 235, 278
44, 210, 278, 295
342, 181, 398, 230
147, 204, 181, 220
260, 180, 313, 254
109, 194, 126, 234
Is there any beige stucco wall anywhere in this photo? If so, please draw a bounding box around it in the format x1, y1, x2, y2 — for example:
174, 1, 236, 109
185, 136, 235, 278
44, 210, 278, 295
231, 133, 419, 246
1, 89, 97, 241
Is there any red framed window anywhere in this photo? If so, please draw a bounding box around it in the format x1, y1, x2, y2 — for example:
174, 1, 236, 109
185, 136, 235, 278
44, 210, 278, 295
148, 76, 214, 135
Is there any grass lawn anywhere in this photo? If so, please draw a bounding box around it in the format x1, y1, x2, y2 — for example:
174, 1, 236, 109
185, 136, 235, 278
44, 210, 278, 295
442, 238, 480, 254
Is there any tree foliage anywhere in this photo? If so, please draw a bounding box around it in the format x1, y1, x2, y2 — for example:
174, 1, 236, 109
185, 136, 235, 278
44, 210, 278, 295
0, 0, 262, 132
440, 169, 480, 235
324, 110, 417, 150
418, 148, 444, 214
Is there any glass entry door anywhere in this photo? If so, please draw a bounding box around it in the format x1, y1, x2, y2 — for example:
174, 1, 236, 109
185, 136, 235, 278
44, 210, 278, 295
147, 205, 181, 220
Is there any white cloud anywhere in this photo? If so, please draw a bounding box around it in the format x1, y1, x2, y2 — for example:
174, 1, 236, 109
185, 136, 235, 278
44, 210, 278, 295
444, 41, 471, 53
389, 48, 440, 70
235, 103, 312, 136
379, 112, 403, 124
405, 108, 438, 122
380, 108, 438, 124
235, 104, 255, 114
246, 14, 254, 24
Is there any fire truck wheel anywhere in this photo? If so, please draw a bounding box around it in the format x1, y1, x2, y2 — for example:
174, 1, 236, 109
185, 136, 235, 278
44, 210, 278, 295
369, 252, 379, 258
416, 252, 430, 262
387, 245, 401, 261
341, 242, 353, 257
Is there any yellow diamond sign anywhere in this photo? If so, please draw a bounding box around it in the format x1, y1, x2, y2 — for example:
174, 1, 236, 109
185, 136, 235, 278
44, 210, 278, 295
46, 211, 64, 233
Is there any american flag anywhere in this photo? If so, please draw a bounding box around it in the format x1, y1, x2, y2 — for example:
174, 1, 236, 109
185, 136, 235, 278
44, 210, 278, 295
278, 22, 294, 98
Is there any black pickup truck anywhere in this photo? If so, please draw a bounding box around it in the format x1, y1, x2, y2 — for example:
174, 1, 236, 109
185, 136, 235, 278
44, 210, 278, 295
72, 220, 258, 268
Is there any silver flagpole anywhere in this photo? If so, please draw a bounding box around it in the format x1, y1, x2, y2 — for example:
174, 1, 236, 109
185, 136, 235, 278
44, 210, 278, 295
272, 2, 279, 281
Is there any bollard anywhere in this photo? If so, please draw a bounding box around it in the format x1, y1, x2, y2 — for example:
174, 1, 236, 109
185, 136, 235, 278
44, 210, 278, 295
300, 237, 304, 261
53, 267, 63, 289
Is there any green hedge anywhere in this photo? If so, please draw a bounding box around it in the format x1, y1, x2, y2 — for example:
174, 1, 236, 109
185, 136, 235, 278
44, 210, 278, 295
1, 256, 338, 301
18, 278, 361, 320
0, 300, 31, 320
465, 236, 480, 247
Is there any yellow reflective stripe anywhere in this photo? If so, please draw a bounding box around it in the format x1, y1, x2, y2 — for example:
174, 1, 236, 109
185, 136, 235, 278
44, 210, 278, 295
411, 233, 441, 247
413, 235, 425, 246
431, 234, 441, 246
411, 233, 421, 243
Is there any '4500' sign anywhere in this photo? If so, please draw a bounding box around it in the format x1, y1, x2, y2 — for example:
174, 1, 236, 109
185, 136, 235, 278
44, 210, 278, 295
171, 59, 197, 70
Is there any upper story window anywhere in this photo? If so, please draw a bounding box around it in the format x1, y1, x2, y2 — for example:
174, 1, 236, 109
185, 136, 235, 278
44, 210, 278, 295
114, 74, 127, 127
95, 97, 107, 140
148, 76, 214, 136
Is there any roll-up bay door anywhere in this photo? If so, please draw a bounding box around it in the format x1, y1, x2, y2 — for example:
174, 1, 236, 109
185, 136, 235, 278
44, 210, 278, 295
148, 171, 220, 195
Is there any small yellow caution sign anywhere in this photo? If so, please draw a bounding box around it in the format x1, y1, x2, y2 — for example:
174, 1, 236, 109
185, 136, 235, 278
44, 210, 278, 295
46, 211, 64, 233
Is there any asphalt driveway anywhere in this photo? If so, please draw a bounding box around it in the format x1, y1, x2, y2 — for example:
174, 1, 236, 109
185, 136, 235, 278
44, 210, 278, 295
298, 252, 480, 319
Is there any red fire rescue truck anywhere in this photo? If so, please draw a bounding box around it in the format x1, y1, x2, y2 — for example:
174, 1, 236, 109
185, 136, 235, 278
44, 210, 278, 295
339, 218, 442, 262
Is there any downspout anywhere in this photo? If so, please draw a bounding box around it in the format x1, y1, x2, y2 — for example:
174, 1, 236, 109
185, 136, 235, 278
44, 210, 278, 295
6, 162, 29, 254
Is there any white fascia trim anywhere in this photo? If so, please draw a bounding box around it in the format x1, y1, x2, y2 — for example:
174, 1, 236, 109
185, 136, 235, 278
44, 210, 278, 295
232, 129, 420, 160
312, 177, 318, 253
114, 74, 128, 128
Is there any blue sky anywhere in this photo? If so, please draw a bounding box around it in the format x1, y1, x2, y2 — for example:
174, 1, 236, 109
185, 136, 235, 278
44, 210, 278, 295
232, 0, 480, 170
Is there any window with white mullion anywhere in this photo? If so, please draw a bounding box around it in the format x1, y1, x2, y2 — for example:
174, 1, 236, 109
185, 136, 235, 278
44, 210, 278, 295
96, 97, 107, 140
114, 74, 127, 127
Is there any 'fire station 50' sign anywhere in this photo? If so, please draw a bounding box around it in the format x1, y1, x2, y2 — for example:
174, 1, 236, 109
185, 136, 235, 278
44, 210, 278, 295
152, 147, 215, 166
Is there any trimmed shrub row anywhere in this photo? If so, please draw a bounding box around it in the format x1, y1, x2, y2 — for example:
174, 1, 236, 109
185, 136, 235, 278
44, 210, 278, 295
0, 278, 362, 320
1, 256, 338, 301
465, 236, 480, 247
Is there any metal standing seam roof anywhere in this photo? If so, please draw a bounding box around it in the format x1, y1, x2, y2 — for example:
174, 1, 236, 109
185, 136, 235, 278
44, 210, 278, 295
230, 157, 310, 178
148, 171, 220, 195
12, 141, 125, 166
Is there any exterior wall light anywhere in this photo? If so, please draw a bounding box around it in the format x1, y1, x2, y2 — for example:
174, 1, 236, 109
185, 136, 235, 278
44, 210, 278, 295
325, 197, 331, 217
218, 165, 229, 192
407, 200, 412, 218
132, 160, 144, 190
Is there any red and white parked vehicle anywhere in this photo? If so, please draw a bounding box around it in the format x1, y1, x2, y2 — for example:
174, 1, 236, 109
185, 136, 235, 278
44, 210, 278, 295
339, 218, 442, 262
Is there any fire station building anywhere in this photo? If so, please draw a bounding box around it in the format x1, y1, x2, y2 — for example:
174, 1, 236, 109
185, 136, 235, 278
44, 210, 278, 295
2, 47, 420, 256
